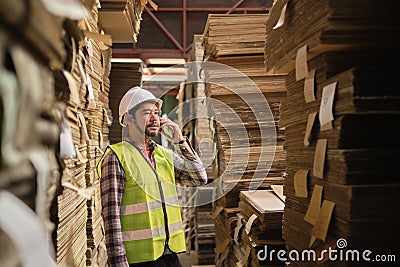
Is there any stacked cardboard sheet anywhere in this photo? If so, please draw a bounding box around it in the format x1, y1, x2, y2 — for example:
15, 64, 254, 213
109, 62, 143, 144
264, 0, 400, 74
213, 207, 240, 267
53, 2, 112, 265
195, 187, 216, 265
203, 14, 269, 58
233, 190, 285, 267
0, 9, 64, 263
56, 159, 88, 267
204, 55, 287, 207
280, 56, 400, 262
182, 34, 216, 265
0, 0, 65, 68
201, 13, 286, 267
82, 11, 112, 264
191, 34, 214, 181
99, 0, 153, 42
264, 1, 400, 265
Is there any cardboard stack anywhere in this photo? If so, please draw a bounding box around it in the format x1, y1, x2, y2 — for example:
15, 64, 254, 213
202, 13, 286, 267
176, 81, 195, 145
281, 58, 400, 265
234, 189, 285, 267
0, 0, 92, 266
0, 0, 65, 69
108, 61, 143, 144
194, 187, 216, 265
53, 1, 112, 266
82, 4, 112, 266
191, 34, 214, 181
53, 21, 88, 266
98, 0, 153, 42
265, 0, 400, 265
264, 0, 400, 75
204, 14, 286, 205
55, 159, 89, 267
183, 34, 216, 265
213, 206, 240, 267
175, 83, 197, 258
203, 14, 267, 58
0, 0, 151, 266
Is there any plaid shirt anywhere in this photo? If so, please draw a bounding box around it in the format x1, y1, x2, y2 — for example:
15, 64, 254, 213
100, 138, 207, 266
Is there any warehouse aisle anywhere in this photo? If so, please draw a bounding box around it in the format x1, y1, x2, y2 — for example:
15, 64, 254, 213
178, 251, 197, 267
178, 250, 216, 267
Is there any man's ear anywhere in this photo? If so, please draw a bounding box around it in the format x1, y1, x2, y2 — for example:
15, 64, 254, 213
122, 113, 131, 127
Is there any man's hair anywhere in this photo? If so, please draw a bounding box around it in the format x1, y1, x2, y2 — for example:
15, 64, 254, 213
127, 100, 160, 117
127, 105, 140, 117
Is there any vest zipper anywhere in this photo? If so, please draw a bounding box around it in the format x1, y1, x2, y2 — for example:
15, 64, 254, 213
131, 142, 171, 248
155, 171, 170, 247
151, 152, 170, 248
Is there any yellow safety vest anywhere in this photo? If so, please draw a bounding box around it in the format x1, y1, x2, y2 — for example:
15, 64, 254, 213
97, 141, 186, 264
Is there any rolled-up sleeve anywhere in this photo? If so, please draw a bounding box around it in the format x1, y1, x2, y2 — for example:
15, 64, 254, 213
100, 151, 129, 267
173, 137, 208, 186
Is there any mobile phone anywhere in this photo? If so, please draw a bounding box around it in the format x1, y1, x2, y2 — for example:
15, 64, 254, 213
161, 125, 174, 139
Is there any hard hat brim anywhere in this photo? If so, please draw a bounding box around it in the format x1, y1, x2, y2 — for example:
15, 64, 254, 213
128, 98, 163, 112
119, 98, 163, 126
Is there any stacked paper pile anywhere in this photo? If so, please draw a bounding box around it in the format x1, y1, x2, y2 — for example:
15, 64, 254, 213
281, 53, 400, 265
82, 4, 112, 265
56, 159, 89, 267
0, 0, 68, 262
109, 61, 143, 144
52, 1, 112, 265
264, 0, 400, 74
86, 184, 108, 267
184, 34, 216, 265
0, 0, 65, 68
191, 34, 214, 181
213, 206, 240, 267
0, 0, 120, 265
194, 187, 216, 265
32, 0, 147, 265
52, 19, 87, 266
233, 189, 285, 267
203, 14, 268, 58
204, 16, 286, 207
201, 13, 286, 267
265, 0, 400, 265
99, 0, 153, 42
205, 66, 286, 209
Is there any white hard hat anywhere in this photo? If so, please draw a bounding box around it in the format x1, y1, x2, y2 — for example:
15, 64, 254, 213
119, 86, 163, 126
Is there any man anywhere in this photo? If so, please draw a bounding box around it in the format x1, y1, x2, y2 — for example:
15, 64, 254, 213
98, 87, 207, 267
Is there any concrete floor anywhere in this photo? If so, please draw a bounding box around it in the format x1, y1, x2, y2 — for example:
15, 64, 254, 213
178, 250, 198, 267
178, 250, 215, 267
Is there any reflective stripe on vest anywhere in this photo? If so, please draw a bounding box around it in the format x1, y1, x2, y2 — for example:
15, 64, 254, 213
122, 220, 183, 241
97, 141, 186, 264
121, 195, 179, 216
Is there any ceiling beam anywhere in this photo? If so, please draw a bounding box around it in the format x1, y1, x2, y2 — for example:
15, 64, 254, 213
144, 6, 184, 52
227, 0, 246, 14
147, 7, 268, 12
112, 48, 188, 59
113, 1, 271, 60
182, 0, 187, 52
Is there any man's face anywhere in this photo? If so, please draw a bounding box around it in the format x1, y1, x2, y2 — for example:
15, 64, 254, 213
133, 102, 161, 137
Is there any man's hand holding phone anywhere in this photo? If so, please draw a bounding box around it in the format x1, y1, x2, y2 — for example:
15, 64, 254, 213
159, 118, 184, 144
